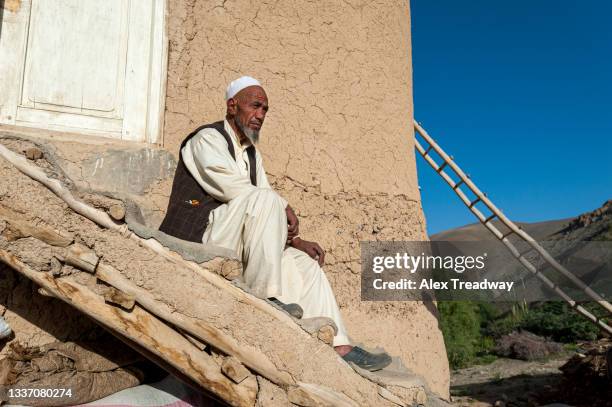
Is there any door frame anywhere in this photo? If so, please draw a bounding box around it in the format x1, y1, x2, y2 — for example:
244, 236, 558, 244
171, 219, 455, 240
147, 0, 168, 145
0, 0, 168, 145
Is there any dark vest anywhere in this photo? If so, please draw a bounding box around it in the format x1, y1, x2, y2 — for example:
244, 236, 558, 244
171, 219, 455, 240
159, 121, 257, 242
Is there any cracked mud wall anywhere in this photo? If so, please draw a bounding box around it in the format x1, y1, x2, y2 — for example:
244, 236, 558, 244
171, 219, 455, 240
163, 0, 449, 398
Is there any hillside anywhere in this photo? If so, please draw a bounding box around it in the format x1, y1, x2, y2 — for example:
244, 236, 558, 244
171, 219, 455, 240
432, 200, 611, 242
431, 201, 612, 303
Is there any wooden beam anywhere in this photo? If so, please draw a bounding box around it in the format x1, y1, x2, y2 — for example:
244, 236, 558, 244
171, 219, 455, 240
64, 243, 99, 273
96, 262, 295, 387
0, 204, 73, 247
0, 249, 257, 407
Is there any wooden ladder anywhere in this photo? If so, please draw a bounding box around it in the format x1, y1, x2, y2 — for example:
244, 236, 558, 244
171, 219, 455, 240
413, 119, 612, 335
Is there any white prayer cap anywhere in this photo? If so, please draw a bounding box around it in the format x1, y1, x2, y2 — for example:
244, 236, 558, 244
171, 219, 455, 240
225, 76, 262, 100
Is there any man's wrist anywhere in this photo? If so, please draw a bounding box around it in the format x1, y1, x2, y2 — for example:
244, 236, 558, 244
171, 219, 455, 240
289, 236, 301, 246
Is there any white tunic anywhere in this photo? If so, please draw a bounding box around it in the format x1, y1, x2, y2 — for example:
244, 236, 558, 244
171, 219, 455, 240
180, 119, 350, 346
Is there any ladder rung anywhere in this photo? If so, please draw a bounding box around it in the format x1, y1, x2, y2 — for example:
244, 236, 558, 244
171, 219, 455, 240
518, 246, 536, 258
423, 145, 433, 156
501, 230, 514, 239
453, 179, 465, 190
468, 197, 481, 208
437, 161, 448, 172
484, 213, 496, 223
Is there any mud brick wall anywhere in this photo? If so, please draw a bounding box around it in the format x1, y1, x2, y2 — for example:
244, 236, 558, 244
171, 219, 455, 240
163, 0, 449, 396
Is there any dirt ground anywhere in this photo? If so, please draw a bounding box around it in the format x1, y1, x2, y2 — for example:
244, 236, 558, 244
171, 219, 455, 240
450, 354, 569, 407
450, 338, 612, 407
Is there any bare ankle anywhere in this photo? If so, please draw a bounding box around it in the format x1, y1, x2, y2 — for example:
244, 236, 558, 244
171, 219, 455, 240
334, 345, 353, 356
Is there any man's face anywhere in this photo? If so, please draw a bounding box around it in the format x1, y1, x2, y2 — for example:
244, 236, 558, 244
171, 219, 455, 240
228, 86, 268, 144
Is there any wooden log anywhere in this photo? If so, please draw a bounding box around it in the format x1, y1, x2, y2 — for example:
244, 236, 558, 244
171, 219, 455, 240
64, 243, 99, 273
0, 249, 257, 407
287, 386, 319, 406
100, 286, 135, 310
108, 204, 126, 221
111, 329, 258, 406
288, 382, 359, 407
178, 328, 208, 351
378, 386, 407, 407
0, 145, 119, 230
1, 223, 26, 241
222, 357, 252, 384
0, 204, 73, 247
95, 262, 295, 386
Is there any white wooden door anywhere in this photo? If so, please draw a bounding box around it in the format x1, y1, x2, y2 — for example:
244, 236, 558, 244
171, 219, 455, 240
0, 0, 166, 143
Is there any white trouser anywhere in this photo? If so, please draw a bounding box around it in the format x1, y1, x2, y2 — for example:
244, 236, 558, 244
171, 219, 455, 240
202, 188, 350, 346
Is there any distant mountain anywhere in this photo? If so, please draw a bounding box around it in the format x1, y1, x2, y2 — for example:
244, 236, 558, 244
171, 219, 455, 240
429, 200, 612, 303
431, 200, 611, 242
431, 218, 571, 242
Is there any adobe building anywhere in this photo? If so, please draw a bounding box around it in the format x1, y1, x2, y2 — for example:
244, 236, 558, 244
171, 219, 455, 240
0, 0, 450, 403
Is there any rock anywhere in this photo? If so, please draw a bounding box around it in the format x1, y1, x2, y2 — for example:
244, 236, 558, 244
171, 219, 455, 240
49, 256, 63, 277
494, 331, 563, 361
24, 147, 43, 160
297, 317, 337, 345
201, 257, 243, 281
557, 338, 612, 404
562, 200, 612, 232
317, 325, 336, 345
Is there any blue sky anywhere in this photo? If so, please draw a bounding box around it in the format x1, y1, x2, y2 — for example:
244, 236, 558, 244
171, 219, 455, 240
411, 1, 612, 235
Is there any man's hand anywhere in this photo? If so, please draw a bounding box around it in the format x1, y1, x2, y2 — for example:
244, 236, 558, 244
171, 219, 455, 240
291, 237, 325, 266
286, 205, 299, 242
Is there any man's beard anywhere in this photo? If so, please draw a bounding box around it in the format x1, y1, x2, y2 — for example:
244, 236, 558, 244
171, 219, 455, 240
236, 118, 260, 144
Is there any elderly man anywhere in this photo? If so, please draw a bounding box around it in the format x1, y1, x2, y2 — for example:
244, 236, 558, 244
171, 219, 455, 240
160, 76, 391, 371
